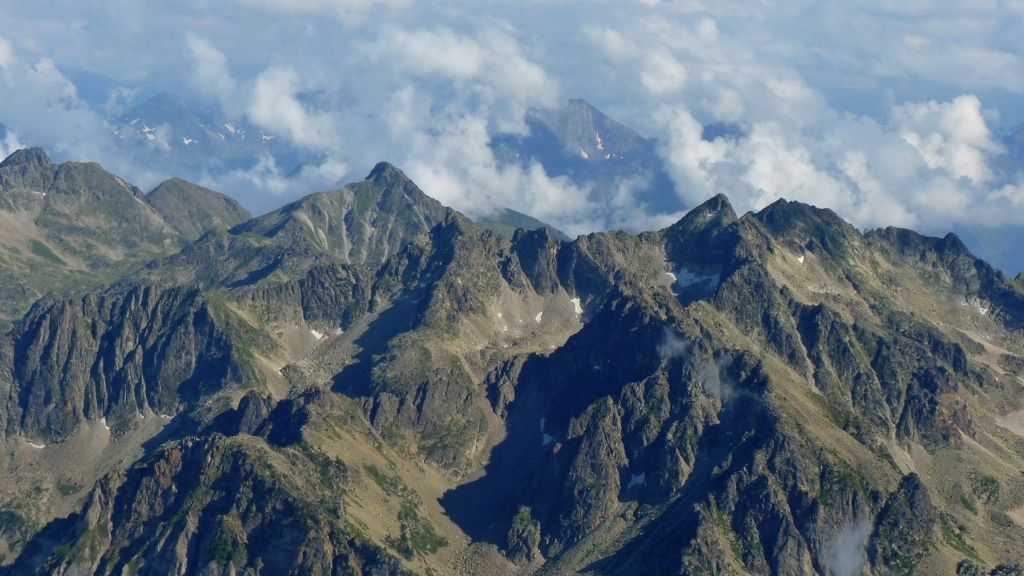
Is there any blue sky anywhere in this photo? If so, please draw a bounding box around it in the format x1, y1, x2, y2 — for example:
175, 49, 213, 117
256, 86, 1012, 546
1, 0, 1023, 237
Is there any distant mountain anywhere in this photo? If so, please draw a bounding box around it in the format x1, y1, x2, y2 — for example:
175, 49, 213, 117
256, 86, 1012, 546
492, 99, 680, 225
111, 93, 311, 177
474, 207, 570, 241
1, 155, 1022, 574
147, 177, 252, 241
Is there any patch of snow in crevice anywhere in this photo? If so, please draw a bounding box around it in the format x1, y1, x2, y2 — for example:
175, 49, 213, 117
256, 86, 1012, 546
540, 418, 554, 446
136, 412, 145, 420
182, 137, 195, 146
502, 325, 509, 333
27, 441, 45, 449
333, 328, 344, 336
310, 329, 326, 341
535, 311, 543, 323
595, 132, 604, 151
676, 266, 720, 291
797, 254, 805, 263
30, 190, 46, 197
100, 417, 110, 431
159, 414, 173, 419
497, 312, 503, 319
571, 297, 583, 316
627, 473, 646, 489
580, 148, 589, 160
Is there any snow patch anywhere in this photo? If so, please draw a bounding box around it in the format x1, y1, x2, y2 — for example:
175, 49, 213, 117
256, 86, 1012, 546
535, 311, 543, 323
497, 312, 503, 319
310, 329, 327, 341
571, 297, 583, 316
627, 473, 646, 489
159, 414, 173, 419
580, 148, 589, 160
675, 266, 720, 291
100, 417, 110, 431
182, 137, 195, 146
595, 132, 605, 151
224, 122, 238, 134
540, 418, 554, 446
665, 271, 677, 282
30, 190, 46, 197
333, 327, 344, 336
797, 254, 805, 263
26, 441, 45, 449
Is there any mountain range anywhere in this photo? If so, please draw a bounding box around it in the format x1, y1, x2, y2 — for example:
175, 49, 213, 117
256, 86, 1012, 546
0, 146, 1022, 574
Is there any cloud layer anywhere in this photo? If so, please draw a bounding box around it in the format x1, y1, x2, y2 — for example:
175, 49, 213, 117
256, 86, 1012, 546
0, 1, 1022, 243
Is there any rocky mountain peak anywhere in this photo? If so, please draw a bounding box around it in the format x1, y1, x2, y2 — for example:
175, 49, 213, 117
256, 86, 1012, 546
147, 177, 252, 241
753, 197, 861, 259
366, 160, 407, 184
0, 147, 53, 169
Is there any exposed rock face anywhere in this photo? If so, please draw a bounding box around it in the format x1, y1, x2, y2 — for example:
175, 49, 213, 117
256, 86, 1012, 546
870, 474, 938, 575
7, 434, 408, 575
231, 162, 451, 268
2, 284, 242, 442
2, 159, 1023, 575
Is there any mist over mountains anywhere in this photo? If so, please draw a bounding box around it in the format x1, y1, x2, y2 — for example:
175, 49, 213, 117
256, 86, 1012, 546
3, 0, 1024, 276
1, 2, 1023, 574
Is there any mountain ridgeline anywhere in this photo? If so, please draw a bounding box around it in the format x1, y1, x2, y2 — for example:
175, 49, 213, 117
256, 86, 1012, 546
0, 149, 1022, 575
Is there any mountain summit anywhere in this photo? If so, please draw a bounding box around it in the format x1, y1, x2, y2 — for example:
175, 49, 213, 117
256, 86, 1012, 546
0, 158, 1022, 575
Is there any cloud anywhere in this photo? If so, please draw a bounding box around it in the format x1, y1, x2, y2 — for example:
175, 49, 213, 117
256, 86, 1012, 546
825, 519, 871, 576
657, 330, 690, 362
366, 25, 558, 133
185, 34, 238, 111
0, 37, 13, 70
246, 66, 339, 151
209, 152, 347, 198
3, 0, 1024, 251
892, 95, 1003, 184
233, 0, 410, 22
640, 50, 688, 95
402, 114, 600, 235
0, 128, 24, 159
370, 27, 486, 80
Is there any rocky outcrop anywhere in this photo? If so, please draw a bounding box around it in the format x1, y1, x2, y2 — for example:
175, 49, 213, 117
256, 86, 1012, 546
6, 434, 407, 575
2, 284, 243, 442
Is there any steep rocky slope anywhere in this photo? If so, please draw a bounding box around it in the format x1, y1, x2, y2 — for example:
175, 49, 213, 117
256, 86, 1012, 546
0, 159, 1022, 575
0, 149, 254, 328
